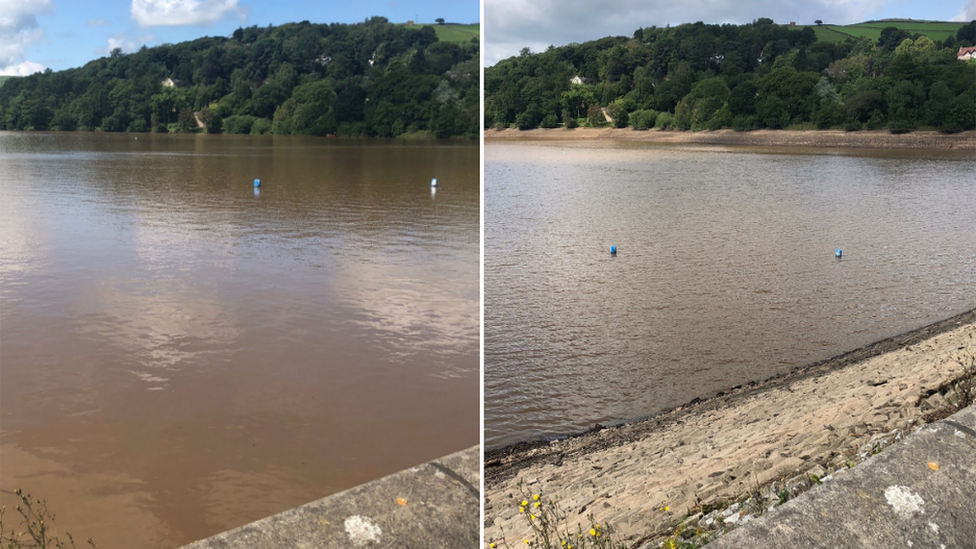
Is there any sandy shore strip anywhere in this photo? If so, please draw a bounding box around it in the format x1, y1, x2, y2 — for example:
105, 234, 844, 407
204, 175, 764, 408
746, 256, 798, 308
484, 309, 976, 547
484, 128, 976, 150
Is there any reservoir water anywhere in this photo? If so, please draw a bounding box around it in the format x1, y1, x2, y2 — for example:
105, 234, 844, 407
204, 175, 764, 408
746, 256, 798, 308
485, 141, 976, 449
0, 132, 479, 547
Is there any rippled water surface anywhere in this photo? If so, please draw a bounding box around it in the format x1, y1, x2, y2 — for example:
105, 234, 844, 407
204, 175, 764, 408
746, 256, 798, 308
0, 132, 479, 547
485, 141, 976, 448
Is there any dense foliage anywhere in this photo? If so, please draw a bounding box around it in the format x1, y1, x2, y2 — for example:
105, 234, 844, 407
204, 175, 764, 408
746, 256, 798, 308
485, 19, 976, 133
0, 17, 479, 138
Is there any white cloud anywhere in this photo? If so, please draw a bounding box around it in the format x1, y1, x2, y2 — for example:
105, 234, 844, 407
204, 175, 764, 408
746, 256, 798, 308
0, 0, 51, 71
131, 0, 246, 27
0, 60, 45, 76
954, 0, 976, 21
0, 0, 52, 31
484, 0, 890, 65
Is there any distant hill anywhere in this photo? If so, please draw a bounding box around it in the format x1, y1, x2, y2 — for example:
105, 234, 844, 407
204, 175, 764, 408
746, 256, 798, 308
0, 17, 480, 138
0, 76, 12, 88
812, 19, 969, 44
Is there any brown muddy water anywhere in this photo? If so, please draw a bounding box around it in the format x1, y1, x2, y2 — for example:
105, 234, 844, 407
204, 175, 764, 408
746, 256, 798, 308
485, 141, 976, 448
0, 132, 479, 547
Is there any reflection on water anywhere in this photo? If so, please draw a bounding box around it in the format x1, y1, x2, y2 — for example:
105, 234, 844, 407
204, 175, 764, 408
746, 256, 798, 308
0, 132, 479, 548
485, 142, 976, 448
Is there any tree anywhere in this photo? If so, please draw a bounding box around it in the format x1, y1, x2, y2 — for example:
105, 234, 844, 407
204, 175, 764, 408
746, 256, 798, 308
879, 27, 911, 51
815, 20, 823, 26
561, 87, 596, 119
956, 20, 976, 45
886, 80, 924, 133
176, 107, 197, 132
924, 81, 953, 128
272, 80, 338, 136
435, 18, 445, 25
200, 107, 222, 133
607, 102, 629, 128
586, 103, 607, 127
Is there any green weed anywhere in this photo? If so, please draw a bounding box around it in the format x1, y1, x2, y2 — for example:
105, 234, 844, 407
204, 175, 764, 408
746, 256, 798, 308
0, 489, 95, 549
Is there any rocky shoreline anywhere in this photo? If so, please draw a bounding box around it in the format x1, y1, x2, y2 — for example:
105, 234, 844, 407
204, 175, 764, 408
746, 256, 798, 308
484, 308, 976, 548
484, 127, 976, 151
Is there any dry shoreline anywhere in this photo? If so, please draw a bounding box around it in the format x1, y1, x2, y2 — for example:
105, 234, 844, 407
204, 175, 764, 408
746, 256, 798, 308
484, 308, 976, 546
484, 127, 976, 150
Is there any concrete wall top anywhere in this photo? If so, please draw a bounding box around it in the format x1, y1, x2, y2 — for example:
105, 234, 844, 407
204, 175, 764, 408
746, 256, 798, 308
711, 405, 976, 549
179, 445, 479, 549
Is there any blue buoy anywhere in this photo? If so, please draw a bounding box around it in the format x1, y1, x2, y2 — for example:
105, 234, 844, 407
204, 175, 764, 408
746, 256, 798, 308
431, 178, 438, 187
611, 245, 617, 255
254, 178, 261, 188
835, 248, 843, 259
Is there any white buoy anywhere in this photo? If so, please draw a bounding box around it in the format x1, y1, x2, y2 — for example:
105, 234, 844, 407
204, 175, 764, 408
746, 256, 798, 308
431, 178, 438, 187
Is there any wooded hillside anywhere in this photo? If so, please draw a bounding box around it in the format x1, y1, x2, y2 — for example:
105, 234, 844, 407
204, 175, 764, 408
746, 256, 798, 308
485, 19, 976, 133
0, 17, 480, 138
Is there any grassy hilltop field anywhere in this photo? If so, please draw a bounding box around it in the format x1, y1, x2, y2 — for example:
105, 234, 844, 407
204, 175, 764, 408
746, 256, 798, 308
813, 19, 970, 43
432, 22, 480, 42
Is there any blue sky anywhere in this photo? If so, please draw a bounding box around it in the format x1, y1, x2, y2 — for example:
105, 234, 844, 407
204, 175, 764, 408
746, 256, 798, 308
485, 0, 976, 65
1, 0, 480, 75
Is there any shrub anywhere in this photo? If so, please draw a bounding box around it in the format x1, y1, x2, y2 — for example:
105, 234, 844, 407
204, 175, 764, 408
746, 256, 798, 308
516, 111, 539, 130
629, 109, 659, 130
224, 114, 256, 134
250, 118, 272, 134
540, 114, 560, 128
654, 111, 673, 129
866, 112, 887, 130
731, 114, 760, 131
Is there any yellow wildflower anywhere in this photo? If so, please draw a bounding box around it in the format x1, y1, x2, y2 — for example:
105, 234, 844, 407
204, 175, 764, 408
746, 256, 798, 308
534, 502, 540, 508
521, 500, 528, 506
533, 494, 540, 501
590, 529, 596, 536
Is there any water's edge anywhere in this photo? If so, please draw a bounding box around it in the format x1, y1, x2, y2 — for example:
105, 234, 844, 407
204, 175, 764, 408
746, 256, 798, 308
486, 307, 976, 458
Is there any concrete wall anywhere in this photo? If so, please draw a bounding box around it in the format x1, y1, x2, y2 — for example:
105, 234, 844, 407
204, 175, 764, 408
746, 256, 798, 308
711, 405, 976, 549
179, 445, 479, 549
